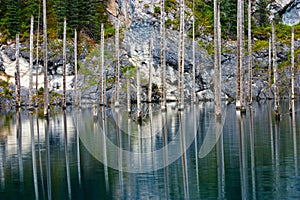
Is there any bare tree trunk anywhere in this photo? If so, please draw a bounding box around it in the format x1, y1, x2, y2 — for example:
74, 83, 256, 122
35, 0, 41, 106
115, 15, 120, 107
248, 0, 252, 105
127, 69, 131, 112
214, 0, 221, 116
237, 0, 246, 112
178, 0, 185, 111
62, 17, 67, 109
99, 24, 104, 106
192, 0, 196, 103
236, 0, 241, 109
240, 0, 246, 111
268, 37, 272, 98
148, 34, 153, 103
29, 16, 34, 110
43, 0, 49, 117
15, 34, 21, 107
137, 66, 141, 120
161, 0, 166, 111
271, 16, 280, 119
291, 26, 295, 100
74, 29, 78, 106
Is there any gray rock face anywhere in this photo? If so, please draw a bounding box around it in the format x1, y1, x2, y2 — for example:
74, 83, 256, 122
282, 0, 300, 25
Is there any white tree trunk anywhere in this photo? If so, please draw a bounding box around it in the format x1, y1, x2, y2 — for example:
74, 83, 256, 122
268, 37, 272, 98
161, 0, 166, 111
214, 0, 221, 116
271, 17, 280, 119
100, 24, 105, 106
137, 66, 141, 120
74, 29, 78, 106
115, 15, 120, 107
192, 0, 196, 103
248, 0, 252, 105
178, 0, 185, 111
127, 69, 131, 112
62, 17, 67, 109
291, 26, 295, 100
43, 0, 49, 116
29, 16, 34, 109
36, 1, 41, 106
15, 34, 20, 107
148, 34, 153, 103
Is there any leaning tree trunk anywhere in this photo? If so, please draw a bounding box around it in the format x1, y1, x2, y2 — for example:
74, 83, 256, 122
161, 0, 166, 111
214, 0, 221, 116
29, 16, 34, 110
62, 17, 67, 109
248, 0, 252, 105
35, 0, 41, 106
178, 0, 185, 111
99, 24, 105, 106
115, 14, 120, 107
15, 34, 21, 107
43, 0, 49, 117
271, 16, 280, 119
291, 26, 295, 100
74, 29, 78, 106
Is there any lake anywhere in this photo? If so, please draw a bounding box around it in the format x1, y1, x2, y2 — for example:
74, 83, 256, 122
0, 101, 299, 199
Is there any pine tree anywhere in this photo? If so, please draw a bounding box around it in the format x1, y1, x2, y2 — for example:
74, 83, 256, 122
6, 0, 20, 37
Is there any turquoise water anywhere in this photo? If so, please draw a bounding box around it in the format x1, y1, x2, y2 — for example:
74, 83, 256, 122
0, 101, 299, 199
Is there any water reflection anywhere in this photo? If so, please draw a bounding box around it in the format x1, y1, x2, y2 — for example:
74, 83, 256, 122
0, 101, 299, 199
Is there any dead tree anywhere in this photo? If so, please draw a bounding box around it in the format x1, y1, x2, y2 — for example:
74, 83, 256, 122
161, 0, 166, 111
74, 29, 78, 106
29, 16, 34, 110
62, 17, 67, 109
35, 0, 41, 106
115, 14, 120, 107
248, 0, 252, 105
99, 24, 105, 106
43, 0, 49, 116
15, 34, 21, 107
178, 0, 185, 111
213, 0, 222, 116
271, 14, 280, 119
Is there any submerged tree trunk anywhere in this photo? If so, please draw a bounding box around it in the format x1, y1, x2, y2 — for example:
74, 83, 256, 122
178, 0, 185, 111
271, 16, 280, 119
115, 15, 120, 107
214, 0, 221, 116
43, 0, 49, 117
74, 29, 78, 106
161, 0, 166, 111
15, 34, 21, 107
62, 17, 67, 109
29, 16, 34, 110
248, 0, 252, 105
99, 24, 105, 106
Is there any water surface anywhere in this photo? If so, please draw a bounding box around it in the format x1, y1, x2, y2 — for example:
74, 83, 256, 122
0, 101, 299, 199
